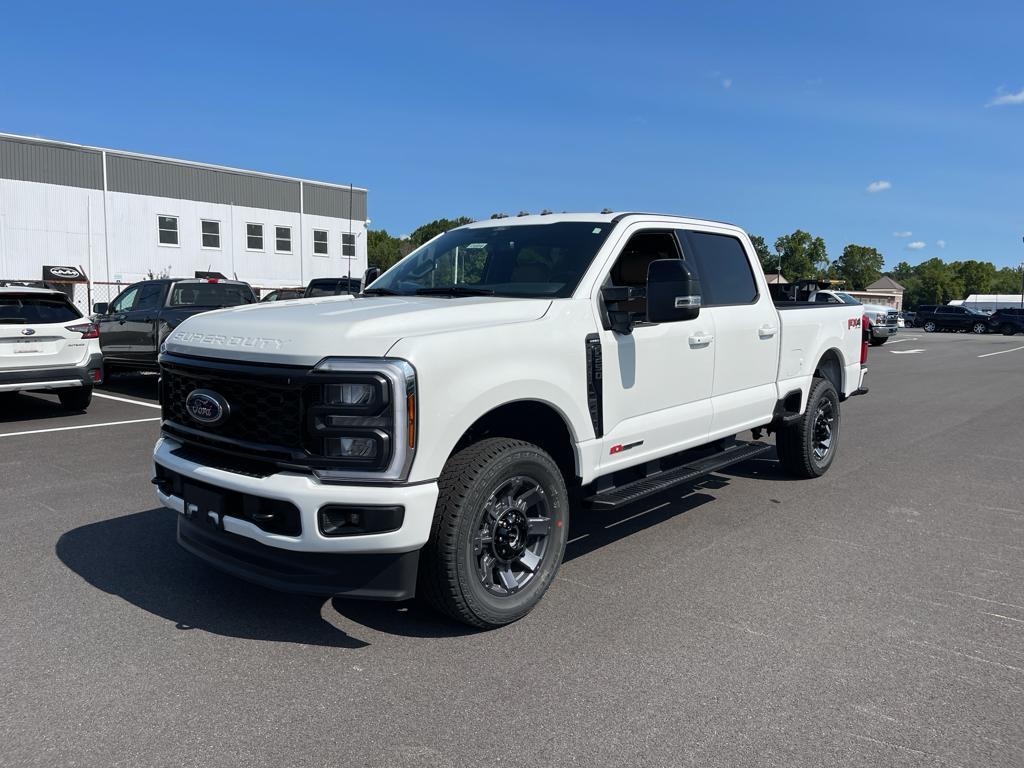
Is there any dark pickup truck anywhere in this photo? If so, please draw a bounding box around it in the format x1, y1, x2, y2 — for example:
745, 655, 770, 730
94, 278, 256, 372
303, 277, 362, 297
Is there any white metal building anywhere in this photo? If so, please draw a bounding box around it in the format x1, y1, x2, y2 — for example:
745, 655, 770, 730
0, 133, 368, 308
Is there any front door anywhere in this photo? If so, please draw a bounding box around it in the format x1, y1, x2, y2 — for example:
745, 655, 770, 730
120, 282, 166, 364
596, 227, 716, 472
677, 229, 780, 438
98, 283, 142, 361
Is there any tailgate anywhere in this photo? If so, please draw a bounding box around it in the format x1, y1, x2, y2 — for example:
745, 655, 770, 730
0, 293, 90, 371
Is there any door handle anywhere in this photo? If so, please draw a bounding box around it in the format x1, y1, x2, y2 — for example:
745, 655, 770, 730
758, 324, 778, 338
688, 333, 714, 346
115, 314, 127, 324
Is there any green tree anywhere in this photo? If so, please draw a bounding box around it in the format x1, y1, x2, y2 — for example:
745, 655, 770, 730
774, 230, 829, 282
748, 235, 776, 274
888, 261, 915, 283
993, 265, 1024, 294
367, 229, 404, 271
914, 258, 961, 305
408, 217, 474, 247
830, 244, 884, 290
952, 260, 996, 297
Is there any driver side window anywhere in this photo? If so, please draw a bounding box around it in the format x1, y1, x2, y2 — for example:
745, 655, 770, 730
110, 285, 140, 313
605, 231, 682, 319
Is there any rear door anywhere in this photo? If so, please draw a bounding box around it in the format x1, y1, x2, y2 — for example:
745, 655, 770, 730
678, 229, 780, 438
0, 292, 89, 370
98, 283, 142, 360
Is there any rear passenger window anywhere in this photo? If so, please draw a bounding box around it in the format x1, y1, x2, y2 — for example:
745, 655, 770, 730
677, 231, 758, 306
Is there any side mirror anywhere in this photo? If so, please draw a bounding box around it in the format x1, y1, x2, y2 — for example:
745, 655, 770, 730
363, 267, 381, 287
647, 259, 700, 323
93, 302, 109, 315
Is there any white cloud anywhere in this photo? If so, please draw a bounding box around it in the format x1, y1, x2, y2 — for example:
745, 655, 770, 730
986, 87, 1024, 107
721, 77, 732, 89
866, 180, 892, 193
893, 231, 913, 238
906, 241, 926, 250
936, 240, 946, 248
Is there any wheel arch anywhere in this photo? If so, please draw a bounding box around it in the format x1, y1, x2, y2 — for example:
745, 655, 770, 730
813, 347, 845, 395
451, 399, 580, 482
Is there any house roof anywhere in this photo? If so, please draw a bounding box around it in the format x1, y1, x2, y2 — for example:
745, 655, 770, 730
866, 276, 904, 291
763, 273, 788, 284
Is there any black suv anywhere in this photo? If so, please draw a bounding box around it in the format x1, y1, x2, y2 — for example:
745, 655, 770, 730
988, 308, 1024, 336
914, 304, 990, 334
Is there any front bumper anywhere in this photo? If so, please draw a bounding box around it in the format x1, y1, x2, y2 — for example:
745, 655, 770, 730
153, 436, 439, 598
0, 352, 103, 393
871, 325, 898, 339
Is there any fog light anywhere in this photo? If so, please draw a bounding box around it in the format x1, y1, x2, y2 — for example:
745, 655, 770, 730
324, 436, 379, 459
318, 505, 405, 537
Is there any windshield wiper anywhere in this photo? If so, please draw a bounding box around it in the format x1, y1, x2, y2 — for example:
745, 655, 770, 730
414, 285, 495, 297
362, 287, 402, 296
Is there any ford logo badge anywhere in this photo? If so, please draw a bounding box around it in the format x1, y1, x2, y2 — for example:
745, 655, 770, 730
21, 328, 36, 336
185, 389, 230, 426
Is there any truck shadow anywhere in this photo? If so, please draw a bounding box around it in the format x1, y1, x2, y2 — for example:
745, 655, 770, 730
55, 507, 371, 648
99, 371, 160, 402
56, 475, 743, 643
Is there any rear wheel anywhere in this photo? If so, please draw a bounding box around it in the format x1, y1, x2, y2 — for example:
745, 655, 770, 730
923, 320, 937, 333
776, 377, 840, 479
972, 322, 988, 334
1003, 324, 1016, 336
58, 386, 92, 412
419, 438, 569, 629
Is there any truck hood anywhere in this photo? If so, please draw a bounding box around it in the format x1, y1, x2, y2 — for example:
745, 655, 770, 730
163, 294, 552, 365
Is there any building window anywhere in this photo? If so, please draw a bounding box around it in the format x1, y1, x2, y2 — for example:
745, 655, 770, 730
276, 226, 292, 253
201, 220, 220, 249
341, 232, 356, 257
247, 223, 264, 251
313, 229, 329, 256
158, 215, 179, 246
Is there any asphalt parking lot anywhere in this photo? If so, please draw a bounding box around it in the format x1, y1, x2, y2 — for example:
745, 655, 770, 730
2, 332, 1023, 768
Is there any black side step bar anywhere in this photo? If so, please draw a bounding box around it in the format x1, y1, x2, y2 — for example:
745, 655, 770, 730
585, 441, 772, 510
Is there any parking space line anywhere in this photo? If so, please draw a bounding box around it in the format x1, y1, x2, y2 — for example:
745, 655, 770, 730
978, 345, 1024, 359
93, 392, 162, 410
0, 417, 160, 439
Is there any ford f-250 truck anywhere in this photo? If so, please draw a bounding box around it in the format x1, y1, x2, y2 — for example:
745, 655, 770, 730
153, 213, 869, 628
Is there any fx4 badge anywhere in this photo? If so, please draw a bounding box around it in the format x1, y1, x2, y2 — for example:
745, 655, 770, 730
610, 440, 644, 455
847, 317, 862, 329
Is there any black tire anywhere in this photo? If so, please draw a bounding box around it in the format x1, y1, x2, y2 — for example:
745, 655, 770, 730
1002, 324, 1016, 336
923, 320, 936, 333
972, 322, 988, 335
776, 377, 840, 479
58, 386, 92, 412
869, 337, 887, 347
419, 438, 569, 629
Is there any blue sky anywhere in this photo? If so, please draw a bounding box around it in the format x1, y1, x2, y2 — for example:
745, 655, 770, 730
2, 1, 1022, 268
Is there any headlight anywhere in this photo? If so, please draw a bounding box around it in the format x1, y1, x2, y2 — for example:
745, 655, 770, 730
308, 358, 417, 481
875, 313, 885, 324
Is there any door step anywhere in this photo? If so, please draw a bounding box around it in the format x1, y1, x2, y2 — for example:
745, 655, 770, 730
585, 441, 772, 510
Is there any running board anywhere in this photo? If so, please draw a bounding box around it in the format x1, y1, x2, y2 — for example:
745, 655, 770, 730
585, 441, 772, 510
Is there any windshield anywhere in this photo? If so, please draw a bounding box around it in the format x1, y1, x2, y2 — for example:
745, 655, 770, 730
0, 294, 81, 324
169, 283, 255, 307
367, 221, 615, 298
306, 278, 361, 297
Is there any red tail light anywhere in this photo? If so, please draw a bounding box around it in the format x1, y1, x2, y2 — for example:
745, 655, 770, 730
860, 314, 869, 365
66, 322, 99, 339
206, 278, 219, 283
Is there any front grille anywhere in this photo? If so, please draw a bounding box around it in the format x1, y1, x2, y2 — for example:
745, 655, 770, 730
162, 365, 305, 449
886, 312, 898, 326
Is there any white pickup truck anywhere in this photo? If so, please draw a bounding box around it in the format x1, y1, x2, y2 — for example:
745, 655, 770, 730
154, 213, 868, 628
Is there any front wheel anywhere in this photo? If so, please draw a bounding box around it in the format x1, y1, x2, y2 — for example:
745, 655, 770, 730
972, 322, 988, 334
776, 377, 840, 479
419, 438, 569, 629
1003, 324, 1016, 336
923, 320, 937, 333
870, 337, 887, 347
